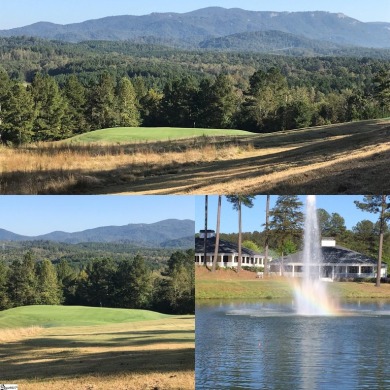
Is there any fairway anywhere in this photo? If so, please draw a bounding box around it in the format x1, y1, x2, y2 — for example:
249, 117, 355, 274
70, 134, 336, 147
1, 306, 195, 390
0, 305, 168, 329
67, 126, 253, 143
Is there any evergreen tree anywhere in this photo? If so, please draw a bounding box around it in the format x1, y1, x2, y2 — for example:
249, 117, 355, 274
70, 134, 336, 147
269, 196, 304, 262
373, 70, 390, 116
0, 68, 12, 142
87, 72, 116, 130
153, 249, 194, 314
116, 255, 153, 309
36, 259, 63, 305
140, 88, 163, 126
6, 252, 39, 307
226, 195, 255, 272
116, 77, 141, 127
198, 74, 238, 129
56, 259, 78, 304
83, 258, 116, 307
355, 196, 390, 287
31, 74, 66, 140
0, 260, 10, 310
239, 68, 288, 132
352, 220, 378, 257
1, 82, 36, 144
161, 77, 199, 127
62, 74, 88, 134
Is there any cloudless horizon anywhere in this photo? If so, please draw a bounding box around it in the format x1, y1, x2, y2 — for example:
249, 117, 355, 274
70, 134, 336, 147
0, 196, 195, 236
1, 0, 389, 30
195, 195, 381, 234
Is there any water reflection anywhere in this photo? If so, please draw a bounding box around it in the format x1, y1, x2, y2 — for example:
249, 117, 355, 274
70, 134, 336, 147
196, 300, 390, 389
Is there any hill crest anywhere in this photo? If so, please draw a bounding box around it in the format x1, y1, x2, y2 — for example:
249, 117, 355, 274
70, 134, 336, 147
0, 8, 389, 49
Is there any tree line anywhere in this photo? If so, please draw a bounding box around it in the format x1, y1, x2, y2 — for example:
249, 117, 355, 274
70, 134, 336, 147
0, 249, 194, 314
1, 63, 389, 144
207, 195, 390, 285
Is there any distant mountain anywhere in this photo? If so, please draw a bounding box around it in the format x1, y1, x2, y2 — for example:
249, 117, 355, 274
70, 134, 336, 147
199, 30, 346, 54
0, 219, 195, 247
0, 7, 390, 49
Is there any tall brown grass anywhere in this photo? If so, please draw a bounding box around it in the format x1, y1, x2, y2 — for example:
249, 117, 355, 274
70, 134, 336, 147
0, 137, 253, 194
0, 326, 43, 342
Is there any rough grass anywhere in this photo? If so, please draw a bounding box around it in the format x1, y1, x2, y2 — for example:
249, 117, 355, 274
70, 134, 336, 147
1, 306, 194, 390
195, 267, 390, 299
1, 120, 389, 194
0, 133, 253, 194
67, 127, 252, 143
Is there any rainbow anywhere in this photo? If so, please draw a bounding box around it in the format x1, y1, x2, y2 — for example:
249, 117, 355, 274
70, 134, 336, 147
292, 279, 340, 316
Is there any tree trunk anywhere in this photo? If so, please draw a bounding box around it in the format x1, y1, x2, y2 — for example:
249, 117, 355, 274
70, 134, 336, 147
203, 195, 208, 267
237, 199, 242, 273
264, 195, 270, 277
376, 195, 386, 287
212, 195, 221, 272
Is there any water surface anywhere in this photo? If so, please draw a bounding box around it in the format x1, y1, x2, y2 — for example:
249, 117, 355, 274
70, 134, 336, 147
196, 300, 390, 389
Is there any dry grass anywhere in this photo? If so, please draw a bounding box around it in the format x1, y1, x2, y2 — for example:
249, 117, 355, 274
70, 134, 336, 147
0, 137, 252, 194
1, 317, 195, 390
0, 326, 43, 342
1, 119, 389, 194
18, 372, 194, 390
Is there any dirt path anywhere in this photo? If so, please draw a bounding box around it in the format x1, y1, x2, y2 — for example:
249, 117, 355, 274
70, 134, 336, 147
113, 119, 390, 194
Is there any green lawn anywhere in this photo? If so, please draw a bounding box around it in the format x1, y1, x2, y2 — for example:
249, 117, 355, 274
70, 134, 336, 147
196, 279, 390, 300
67, 126, 253, 143
0, 305, 169, 329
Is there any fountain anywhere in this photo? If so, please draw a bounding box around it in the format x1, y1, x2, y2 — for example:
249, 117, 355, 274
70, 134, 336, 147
294, 195, 336, 315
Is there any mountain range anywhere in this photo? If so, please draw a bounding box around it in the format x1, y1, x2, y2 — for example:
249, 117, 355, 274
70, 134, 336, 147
0, 219, 195, 247
0, 7, 390, 50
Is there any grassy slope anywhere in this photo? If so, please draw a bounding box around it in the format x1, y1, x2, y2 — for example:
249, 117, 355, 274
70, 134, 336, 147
1, 306, 195, 389
0, 305, 168, 329
196, 268, 390, 299
67, 127, 253, 143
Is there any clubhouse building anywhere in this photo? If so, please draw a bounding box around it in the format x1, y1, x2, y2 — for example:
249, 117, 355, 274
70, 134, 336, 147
195, 230, 269, 268
270, 238, 388, 280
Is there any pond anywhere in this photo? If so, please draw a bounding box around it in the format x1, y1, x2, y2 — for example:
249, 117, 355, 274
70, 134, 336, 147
195, 300, 390, 389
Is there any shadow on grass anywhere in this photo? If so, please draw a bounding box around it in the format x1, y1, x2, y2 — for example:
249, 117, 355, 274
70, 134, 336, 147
2, 347, 195, 381
1, 119, 389, 194
1, 325, 194, 381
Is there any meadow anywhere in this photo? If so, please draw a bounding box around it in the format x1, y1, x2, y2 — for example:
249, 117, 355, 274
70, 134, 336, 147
0, 305, 195, 390
0, 119, 389, 194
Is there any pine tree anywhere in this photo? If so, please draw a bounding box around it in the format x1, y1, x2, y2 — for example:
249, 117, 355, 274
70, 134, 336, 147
198, 74, 238, 129
62, 74, 88, 134
6, 252, 39, 307
0, 260, 10, 310
31, 74, 66, 140
36, 259, 63, 305
116, 77, 141, 127
269, 196, 304, 264
226, 195, 255, 272
355, 196, 390, 286
1, 82, 36, 144
87, 72, 116, 130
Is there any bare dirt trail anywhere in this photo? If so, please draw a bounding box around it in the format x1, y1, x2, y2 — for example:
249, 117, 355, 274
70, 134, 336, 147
111, 119, 390, 195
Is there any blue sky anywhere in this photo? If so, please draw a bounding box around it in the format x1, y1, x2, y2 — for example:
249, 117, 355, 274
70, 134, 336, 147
195, 196, 380, 234
1, 0, 389, 29
0, 196, 195, 236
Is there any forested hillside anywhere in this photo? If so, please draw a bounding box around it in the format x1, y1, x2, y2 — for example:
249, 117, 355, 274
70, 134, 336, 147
0, 37, 389, 144
1, 8, 390, 48
0, 248, 194, 314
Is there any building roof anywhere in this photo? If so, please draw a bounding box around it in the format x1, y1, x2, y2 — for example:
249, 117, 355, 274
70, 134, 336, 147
273, 245, 386, 267
195, 236, 261, 256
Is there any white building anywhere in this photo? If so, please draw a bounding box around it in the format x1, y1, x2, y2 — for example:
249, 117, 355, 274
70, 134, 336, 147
270, 238, 388, 280
195, 230, 270, 268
